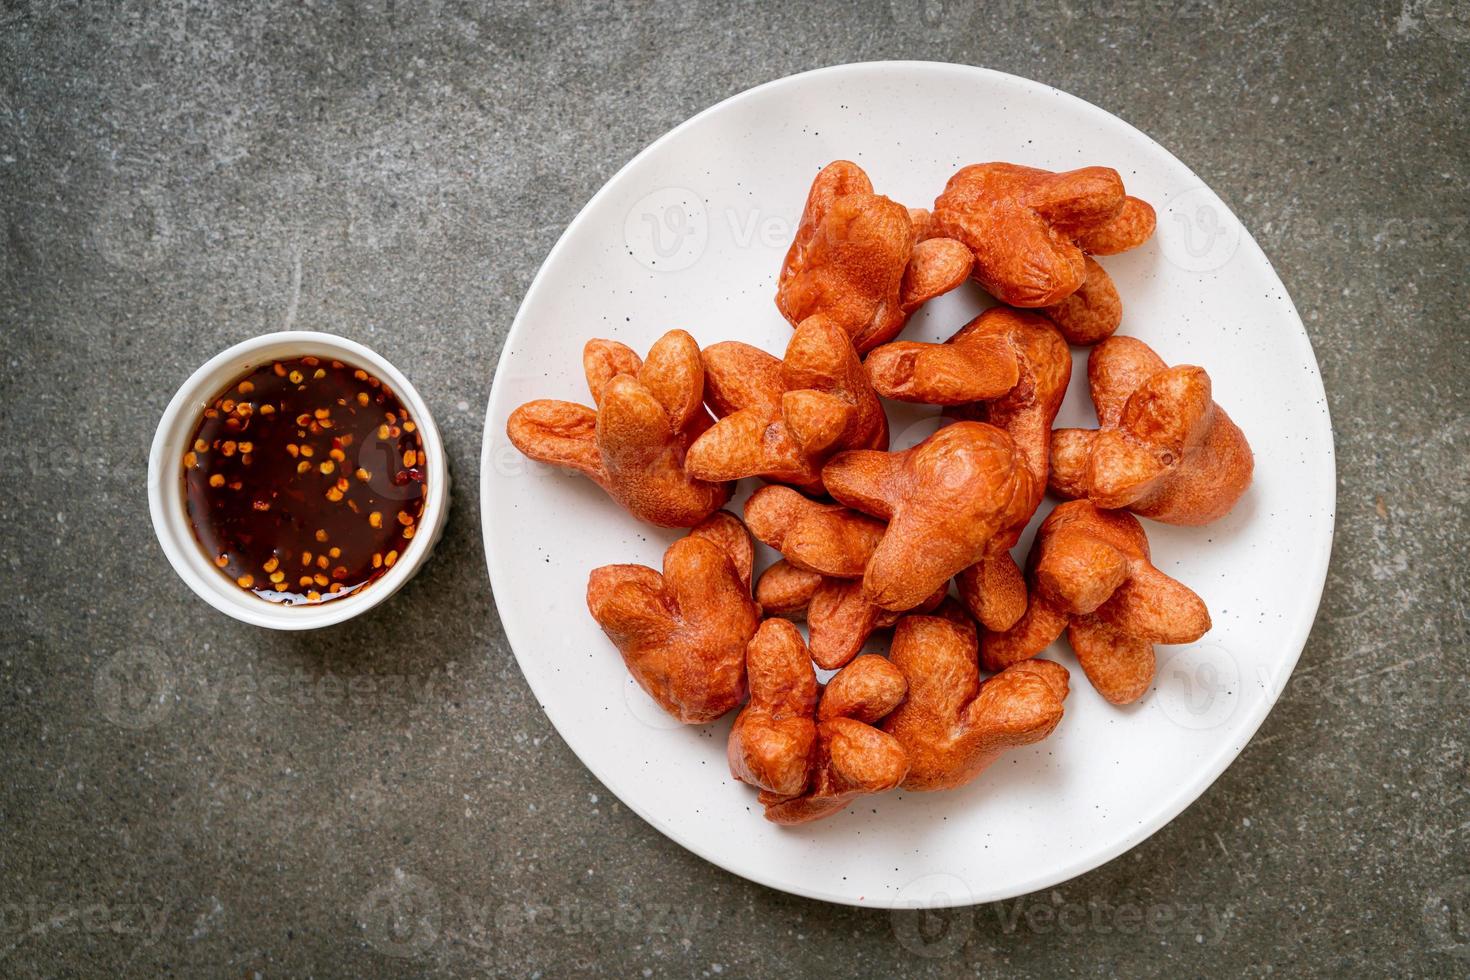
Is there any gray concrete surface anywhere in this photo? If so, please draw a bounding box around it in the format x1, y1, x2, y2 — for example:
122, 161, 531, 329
2, 1, 1467, 976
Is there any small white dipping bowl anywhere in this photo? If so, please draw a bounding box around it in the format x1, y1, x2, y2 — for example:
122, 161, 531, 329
149, 331, 450, 630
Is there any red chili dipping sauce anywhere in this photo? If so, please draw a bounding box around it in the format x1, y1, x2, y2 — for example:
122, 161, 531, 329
182, 356, 427, 605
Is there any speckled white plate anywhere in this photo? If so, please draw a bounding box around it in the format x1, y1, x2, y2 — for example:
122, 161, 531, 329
480, 62, 1334, 909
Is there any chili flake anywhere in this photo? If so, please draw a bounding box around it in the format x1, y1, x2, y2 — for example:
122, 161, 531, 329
182, 355, 427, 605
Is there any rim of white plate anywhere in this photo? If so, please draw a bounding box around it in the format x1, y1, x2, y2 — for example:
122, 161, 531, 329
479, 61, 1336, 908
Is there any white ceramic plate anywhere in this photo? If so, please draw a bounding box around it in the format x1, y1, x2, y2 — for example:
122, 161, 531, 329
480, 62, 1334, 908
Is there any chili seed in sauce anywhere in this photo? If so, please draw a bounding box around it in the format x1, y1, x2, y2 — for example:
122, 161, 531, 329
182, 356, 427, 605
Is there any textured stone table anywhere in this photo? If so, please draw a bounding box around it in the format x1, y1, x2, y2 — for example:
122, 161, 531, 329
2, 1, 1466, 976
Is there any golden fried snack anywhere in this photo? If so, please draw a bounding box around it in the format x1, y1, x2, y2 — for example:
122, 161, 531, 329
898, 308, 1072, 631
753, 559, 824, 618
931, 163, 1154, 342
882, 609, 1069, 791
743, 486, 884, 578
1049, 336, 1254, 525
587, 512, 759, 724
983, 500, 1211, 704
754, 561, 946, 669
688, 316, 888, 493
777, 161, 973, 354
727, 618, 819, 798
953, 554, 1027, 635
1042, 255, 1123, 346
864, 321, 1020, 406
729, 619, 909, 824
823, 421, 1033, 613
507, 330, 730, 527
805, 579, 946, 670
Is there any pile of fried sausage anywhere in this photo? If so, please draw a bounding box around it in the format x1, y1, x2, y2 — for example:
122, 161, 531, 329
508, 160, 1253, 824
